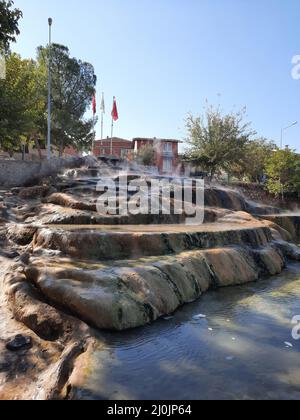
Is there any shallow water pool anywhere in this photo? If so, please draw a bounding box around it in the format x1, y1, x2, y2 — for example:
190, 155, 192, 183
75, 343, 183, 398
74, 263, 300, 400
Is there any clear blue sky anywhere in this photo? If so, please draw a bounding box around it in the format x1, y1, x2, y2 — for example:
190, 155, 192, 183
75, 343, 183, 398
12, 0, 300, 150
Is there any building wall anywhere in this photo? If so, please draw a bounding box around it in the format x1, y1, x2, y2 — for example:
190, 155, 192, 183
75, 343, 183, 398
156, 141, 180, 174
0, 156, 87, 188
64, 147, 82, 157
133, 139, 179, 174
92, 137, 180, 173
93, 138, 133, 158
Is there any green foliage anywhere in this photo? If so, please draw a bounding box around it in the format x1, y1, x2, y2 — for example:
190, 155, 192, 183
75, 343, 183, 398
231, 137, 276, 182
0, 0, 22, 53
185, 104, 255, 178
265, 148, 300, 198
137, 144, 156, 166
37, 44, 97, 155
0, 44, 97, 157
0, 53, 44, 152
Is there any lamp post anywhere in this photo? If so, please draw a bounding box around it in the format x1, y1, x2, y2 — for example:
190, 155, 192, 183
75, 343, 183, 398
47, 18, 53, 161
280, 121, 298, 149
279, 121, 298, 201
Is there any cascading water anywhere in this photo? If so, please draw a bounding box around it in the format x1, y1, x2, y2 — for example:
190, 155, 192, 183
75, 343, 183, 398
1, 158, 300, 399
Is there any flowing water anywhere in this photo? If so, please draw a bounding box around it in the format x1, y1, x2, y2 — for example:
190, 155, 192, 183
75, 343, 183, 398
74, 263, 300, 400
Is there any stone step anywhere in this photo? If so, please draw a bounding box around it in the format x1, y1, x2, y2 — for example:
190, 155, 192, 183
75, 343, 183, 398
25, 204, 227, 226
260, 214, 300, 241
27, 241, 286, 331
49, 185, 281, 216
33, 223, 273, 260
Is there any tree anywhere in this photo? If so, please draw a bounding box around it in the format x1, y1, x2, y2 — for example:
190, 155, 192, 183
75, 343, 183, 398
230, 137, 276, 182
0, 1, 22, 53
37, 44, 97, 155
137, 144, 156, 166
265, 147, 300, 199
0, 53, 43, 153
185, 104, 255, 179
0, 45, 97, 157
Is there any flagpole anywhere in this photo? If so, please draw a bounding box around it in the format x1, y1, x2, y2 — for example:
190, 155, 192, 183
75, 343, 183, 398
100, 92, 105, 147
111, 117, 114, 156
110, 96, 118, 156
92, 93, 97, 155
101, 112, 104, 141
92, 113, 96, 154
47, 18, 53, 161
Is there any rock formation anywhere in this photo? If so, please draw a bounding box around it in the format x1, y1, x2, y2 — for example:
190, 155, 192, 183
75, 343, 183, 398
0, 159, 300, 398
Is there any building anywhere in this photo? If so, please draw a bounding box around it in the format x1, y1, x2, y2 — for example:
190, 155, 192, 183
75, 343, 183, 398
92, 136, 181, 174
133, 138, 181, 174
93, 137, 133, 159
64, 147, 82, 157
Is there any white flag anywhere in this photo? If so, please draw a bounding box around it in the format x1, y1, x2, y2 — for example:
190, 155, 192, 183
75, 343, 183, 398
100, 93, 105, 114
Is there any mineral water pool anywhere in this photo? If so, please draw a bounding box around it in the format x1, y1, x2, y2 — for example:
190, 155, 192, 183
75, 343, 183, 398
72, 263, 300, 400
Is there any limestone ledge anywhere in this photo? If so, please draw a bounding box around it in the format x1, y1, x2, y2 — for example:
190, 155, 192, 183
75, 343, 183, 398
261, 214, 300, 242
21, 239, 299, 331
32, 224, 273, 260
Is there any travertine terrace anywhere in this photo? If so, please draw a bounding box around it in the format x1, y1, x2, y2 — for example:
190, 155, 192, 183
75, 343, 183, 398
1, 159, 300, 398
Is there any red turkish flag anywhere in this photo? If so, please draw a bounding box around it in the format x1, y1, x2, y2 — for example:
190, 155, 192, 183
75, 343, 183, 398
111, 97, 119, 121
92, 94, 96, 115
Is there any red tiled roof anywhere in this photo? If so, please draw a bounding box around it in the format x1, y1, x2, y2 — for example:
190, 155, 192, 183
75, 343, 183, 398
133, 138, 181, 143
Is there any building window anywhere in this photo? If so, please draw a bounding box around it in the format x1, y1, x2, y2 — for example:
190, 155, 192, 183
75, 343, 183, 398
163, 142, 172, 153
163, 158, 172, 173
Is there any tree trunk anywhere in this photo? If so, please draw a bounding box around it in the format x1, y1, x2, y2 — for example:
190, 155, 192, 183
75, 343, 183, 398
59, 138, 64, 158
33, 135, 43, 160
281, 183, 284, 202
210, 167, 216, 181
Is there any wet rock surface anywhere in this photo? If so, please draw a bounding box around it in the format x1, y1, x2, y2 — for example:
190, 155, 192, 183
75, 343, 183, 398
32, 224, 272, 260
18, 185, 55, 201
262, 214, 300, 242
27, 243, 286, 331
6, 335, 32, 352
7, 225, 37, 246
0, 159, 299, 398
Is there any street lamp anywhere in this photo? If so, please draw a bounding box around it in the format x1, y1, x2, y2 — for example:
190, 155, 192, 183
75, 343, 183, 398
280, 121, 298, 149
47, 18, 53, 161
279, 120, 298, 201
